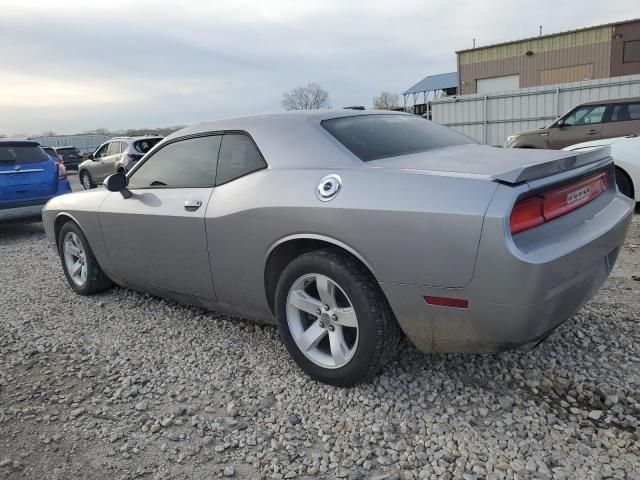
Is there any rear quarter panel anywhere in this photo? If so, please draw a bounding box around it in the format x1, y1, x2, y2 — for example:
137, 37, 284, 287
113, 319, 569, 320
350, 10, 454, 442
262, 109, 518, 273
205, 168, 498, 313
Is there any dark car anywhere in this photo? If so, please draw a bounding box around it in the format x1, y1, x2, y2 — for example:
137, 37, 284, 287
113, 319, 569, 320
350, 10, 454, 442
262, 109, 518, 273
55, 146, 83, 170
0, 140, 72, 222
42, 146, 63, 164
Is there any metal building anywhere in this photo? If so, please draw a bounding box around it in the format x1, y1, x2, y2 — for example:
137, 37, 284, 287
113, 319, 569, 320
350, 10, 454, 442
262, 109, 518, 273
29, 134, 113, 154
402, 72, 458, 115
457, 18, 640, 95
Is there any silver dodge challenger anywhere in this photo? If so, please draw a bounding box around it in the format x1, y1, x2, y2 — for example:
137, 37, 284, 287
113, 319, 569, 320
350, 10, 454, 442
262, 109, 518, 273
42, 110, 634, 386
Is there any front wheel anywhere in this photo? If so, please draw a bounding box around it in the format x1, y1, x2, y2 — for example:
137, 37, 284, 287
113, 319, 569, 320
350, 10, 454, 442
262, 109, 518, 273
58, 221, 113, 295
275, 249, 401, 387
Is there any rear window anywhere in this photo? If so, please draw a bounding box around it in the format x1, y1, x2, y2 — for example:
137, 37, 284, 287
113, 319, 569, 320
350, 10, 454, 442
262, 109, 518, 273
322, 114, 475, 162
0, 144, 50, 165
58, 147, 79, 154
134, 138, 162, 154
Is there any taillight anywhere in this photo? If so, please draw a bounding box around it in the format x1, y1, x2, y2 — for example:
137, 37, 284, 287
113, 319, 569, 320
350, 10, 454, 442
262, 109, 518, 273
57, 154, 64, 164
510, 197, 544, 234
57, 163, 67, 181
510, 171, 608, 234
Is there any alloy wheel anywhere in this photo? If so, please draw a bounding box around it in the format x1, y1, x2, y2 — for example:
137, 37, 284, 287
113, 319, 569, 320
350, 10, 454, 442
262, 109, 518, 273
63, 231, 88, 286
286, 273, 359, 369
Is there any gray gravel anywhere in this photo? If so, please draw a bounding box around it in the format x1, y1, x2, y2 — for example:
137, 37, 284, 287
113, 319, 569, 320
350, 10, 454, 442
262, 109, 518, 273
0, 213, 639, 480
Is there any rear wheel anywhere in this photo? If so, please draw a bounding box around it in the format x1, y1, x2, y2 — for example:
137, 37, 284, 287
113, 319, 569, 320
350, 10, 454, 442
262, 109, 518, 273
79, 170, 95, 190
275, 249, 401, 387
58, 221, 113, 295
615, 167, 634, 199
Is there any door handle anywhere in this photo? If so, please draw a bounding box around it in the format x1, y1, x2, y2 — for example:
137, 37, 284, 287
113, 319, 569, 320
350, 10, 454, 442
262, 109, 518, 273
184, 200, 202, 211
587, 130, 598, 135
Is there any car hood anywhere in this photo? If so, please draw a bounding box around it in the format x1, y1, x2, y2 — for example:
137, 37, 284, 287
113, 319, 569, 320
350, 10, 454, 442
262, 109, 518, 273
367, 144, 611, 184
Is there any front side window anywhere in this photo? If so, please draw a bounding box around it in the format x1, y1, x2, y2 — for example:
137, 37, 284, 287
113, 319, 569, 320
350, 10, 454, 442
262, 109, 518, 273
321, 114, 475, 162
95, 144, 109, 158
563, 105, 606, 126
216, 133, 267, 185
128, 135, 221, 189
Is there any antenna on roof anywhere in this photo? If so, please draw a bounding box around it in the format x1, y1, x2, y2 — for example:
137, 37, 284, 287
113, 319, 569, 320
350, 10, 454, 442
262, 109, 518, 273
539, 25, 543, 36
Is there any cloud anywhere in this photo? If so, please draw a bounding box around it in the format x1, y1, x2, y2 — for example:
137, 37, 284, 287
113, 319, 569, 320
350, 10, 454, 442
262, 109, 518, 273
0, 0, 637, 134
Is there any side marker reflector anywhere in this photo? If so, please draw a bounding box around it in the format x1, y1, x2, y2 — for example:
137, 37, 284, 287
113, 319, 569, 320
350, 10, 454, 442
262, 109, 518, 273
424, 296, 469, 309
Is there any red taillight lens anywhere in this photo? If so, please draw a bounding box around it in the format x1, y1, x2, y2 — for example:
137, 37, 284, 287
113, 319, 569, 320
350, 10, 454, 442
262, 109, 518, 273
542, 172, 607, 221
510, 196, 544, 234
57, 163, 67, 181
510, 172, 608, 234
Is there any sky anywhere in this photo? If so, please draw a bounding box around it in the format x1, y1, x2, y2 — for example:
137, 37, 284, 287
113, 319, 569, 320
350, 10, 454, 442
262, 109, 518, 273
0, 0, 638, 135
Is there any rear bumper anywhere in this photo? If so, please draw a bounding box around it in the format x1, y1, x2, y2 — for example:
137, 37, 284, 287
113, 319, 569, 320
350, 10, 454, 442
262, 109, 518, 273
0, 201, 47, 221
382, 191, 635, 353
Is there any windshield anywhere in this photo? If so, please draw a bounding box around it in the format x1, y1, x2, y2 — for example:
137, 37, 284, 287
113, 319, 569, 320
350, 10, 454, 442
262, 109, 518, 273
0, 144, 50, 165
322, 114, 476, 162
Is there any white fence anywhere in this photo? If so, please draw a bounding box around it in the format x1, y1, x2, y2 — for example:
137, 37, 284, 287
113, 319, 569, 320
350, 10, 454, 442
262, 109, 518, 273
29, 134, 113, 154
430, 74, 640, 146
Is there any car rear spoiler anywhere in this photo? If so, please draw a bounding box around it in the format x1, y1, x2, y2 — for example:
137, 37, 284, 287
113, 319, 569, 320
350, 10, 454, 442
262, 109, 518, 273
492, 146, 612, 184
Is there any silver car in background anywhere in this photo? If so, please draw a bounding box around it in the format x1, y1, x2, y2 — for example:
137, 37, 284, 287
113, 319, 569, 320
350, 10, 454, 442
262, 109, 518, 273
78, 136, 162, 190
42, 110, 634, 386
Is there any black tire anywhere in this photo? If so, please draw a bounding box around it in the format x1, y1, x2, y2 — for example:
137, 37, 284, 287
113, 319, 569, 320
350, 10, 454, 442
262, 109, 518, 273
615, 167, 634, 199
79, 170, 95, 190
274, 248, 401, 387
58, 221, 113, 295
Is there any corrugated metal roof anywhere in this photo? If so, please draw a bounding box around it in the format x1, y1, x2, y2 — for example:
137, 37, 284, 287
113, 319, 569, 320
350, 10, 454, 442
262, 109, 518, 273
403, 72, 458, 95
456, 18, 640, 53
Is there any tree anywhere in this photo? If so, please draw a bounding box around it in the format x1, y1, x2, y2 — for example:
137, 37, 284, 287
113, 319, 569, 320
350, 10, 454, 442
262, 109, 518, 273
373, 92, 400, 110
40, 130, 57, 137
281, 83, 330, 110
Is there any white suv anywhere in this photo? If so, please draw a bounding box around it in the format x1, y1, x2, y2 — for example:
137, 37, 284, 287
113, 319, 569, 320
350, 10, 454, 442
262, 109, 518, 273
78, 136, 163, 190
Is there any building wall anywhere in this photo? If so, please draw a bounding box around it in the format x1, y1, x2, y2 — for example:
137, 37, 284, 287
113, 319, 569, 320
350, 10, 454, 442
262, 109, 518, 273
458, 26, 613, 94
610, 21, 640, 77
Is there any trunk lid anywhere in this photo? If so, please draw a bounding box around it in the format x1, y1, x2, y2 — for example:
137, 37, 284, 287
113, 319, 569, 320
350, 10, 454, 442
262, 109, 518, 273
367, 144, 611, 184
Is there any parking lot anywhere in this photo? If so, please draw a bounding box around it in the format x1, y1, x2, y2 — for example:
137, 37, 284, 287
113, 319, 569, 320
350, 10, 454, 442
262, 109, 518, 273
0, 171, 637, 479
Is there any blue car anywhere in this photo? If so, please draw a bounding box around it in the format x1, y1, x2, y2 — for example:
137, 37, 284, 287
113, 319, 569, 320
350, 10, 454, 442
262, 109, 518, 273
0, 139, 72, 222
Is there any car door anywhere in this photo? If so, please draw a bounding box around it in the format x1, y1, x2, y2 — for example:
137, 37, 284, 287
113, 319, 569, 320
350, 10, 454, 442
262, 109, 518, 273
548, 104, 607, 149
89, 143, 110, 179
98, 134, 222, 299
97, 141, 122, 180
601, 101, 640, 140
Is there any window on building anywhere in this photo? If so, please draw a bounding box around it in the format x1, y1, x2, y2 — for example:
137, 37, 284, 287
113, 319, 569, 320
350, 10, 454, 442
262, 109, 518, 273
623, 40, 640, 63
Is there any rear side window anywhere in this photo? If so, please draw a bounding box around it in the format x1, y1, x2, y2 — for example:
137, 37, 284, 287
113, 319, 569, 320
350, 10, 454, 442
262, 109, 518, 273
216, 133, 267, 185
609, 102, 640, 122
0, 144, 50, 165
128, 135, 221, 189
321, 114, 475, 162
107, 142, 122, 155
134, 138, 162, 154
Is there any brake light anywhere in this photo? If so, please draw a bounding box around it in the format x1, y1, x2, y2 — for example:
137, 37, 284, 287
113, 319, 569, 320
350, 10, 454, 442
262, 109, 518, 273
57, 162, 67, 181
510, 197, 544, 234
510, 172, 608, 234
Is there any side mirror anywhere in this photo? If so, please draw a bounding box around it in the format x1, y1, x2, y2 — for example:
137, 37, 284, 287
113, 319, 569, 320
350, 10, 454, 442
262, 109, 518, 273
88, 153, 95, 160
555, 118, 565, 128
104, 173, 132, 199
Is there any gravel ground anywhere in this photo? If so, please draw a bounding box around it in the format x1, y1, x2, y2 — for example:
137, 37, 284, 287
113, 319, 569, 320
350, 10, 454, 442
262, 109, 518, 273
0, 206, 639, 479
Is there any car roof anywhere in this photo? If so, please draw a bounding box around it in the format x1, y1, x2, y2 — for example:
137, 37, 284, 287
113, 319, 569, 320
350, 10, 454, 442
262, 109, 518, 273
581, 96, 640, 106
0, 138, 41, 146
109, 136, 164, 141
162, 110, 414, 170
56, 146, 78, 149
